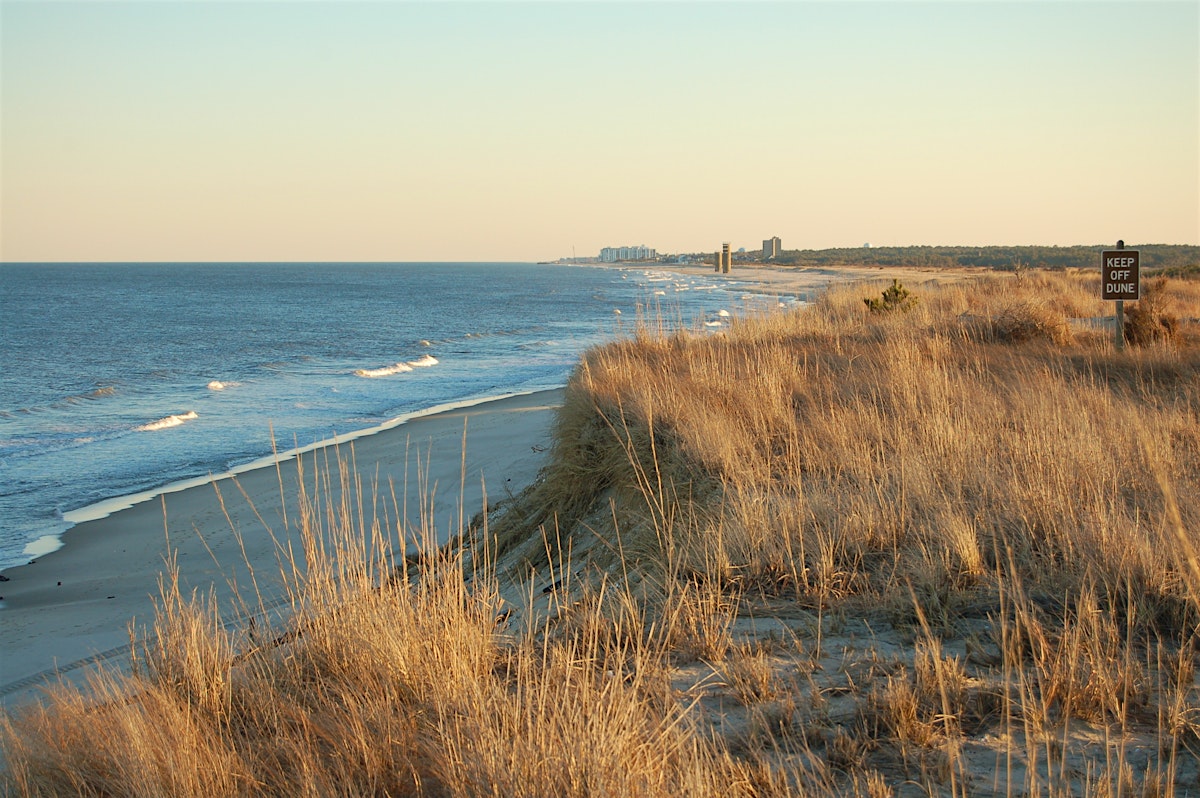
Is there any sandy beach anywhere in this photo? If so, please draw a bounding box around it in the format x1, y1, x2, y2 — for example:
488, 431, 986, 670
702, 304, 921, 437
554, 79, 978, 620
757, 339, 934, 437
654, 261, 982, 300
0, 389, 562, 708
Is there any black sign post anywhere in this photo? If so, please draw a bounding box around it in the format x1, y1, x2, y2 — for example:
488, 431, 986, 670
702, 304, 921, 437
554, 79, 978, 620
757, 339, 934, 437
1101, 241, 1139, 350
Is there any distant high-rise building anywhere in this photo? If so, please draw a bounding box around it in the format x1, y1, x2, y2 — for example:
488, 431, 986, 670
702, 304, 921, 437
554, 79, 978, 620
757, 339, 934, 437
599, 245, 657, 262
762, 236, 781, 259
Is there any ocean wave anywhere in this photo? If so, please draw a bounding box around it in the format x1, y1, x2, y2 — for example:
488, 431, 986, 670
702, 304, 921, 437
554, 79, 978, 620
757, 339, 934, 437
355, 363, 413, 378
138, 411, 198, 432
64, 385, 117, 404
5, 385, 120, 417
355, 355, 439, 378
0, 429, 127, 461
206, 380, 241, 391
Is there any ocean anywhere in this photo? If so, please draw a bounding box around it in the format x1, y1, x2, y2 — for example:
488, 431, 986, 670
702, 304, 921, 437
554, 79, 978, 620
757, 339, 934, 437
0, 262, 778, 572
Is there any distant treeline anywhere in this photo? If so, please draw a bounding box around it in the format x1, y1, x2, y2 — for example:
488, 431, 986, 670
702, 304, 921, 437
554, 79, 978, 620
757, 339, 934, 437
716, 245, 1200, 274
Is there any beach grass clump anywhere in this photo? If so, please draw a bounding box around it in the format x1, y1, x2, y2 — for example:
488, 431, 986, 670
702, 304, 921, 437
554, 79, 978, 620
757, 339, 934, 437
4, 268, 1200, 796
1125, 276, 1182, 346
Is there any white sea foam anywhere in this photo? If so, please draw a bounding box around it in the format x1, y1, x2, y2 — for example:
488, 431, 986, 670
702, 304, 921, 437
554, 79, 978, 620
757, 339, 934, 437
356, 363, 413, 378
138, 411, 198, 432
207, 380, 241, 391
355, 354, 439, 378
717, 309, 731, 317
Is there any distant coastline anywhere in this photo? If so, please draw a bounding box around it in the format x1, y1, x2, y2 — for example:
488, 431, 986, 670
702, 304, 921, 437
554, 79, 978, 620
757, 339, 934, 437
551, 243, 1200, 275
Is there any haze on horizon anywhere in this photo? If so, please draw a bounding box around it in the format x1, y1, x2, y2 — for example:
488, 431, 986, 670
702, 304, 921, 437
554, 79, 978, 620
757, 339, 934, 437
2, 1, 1197, 264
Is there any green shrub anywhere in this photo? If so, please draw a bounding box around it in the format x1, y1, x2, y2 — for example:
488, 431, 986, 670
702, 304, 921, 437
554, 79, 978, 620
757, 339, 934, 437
863, 280, 917, 313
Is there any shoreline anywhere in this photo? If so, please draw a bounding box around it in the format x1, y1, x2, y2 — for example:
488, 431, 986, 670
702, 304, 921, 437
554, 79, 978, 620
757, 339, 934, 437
30, 389, 562, 558
591, 261, 986, 313
0, 388, 564, 707
629, 261, 985, 295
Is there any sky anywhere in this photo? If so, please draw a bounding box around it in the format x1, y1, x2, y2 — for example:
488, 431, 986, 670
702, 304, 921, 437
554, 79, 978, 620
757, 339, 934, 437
1, 1, 1197, 262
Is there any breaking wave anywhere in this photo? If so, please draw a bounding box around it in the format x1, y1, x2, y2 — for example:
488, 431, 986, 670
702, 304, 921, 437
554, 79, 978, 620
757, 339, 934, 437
138, 411, 198, 432
355, 363, 412, 378
207, 380, 241, 391
355, 355, 439, 378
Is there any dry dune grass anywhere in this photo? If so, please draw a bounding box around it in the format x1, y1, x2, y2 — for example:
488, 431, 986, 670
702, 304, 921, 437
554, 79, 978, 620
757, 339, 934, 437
3, 269, 1200, 796
514, 272, 1198, 612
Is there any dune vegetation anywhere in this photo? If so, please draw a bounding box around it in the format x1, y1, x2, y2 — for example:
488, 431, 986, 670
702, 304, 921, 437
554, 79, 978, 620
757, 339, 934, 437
3, 268, 1199, 796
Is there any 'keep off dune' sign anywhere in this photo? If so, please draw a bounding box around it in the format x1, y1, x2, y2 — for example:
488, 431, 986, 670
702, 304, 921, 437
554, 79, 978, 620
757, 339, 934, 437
1102, 249, 1140, 301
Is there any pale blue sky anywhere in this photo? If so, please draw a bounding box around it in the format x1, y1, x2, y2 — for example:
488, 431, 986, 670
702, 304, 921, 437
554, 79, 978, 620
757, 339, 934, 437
2, 1, 1196, 261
